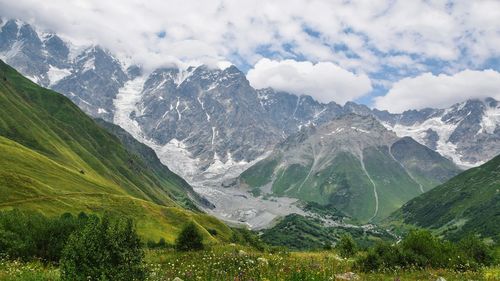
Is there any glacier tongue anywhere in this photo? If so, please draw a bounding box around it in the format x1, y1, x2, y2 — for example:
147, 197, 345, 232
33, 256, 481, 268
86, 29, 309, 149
113, 76, 147, 139
153, 138, 202, 182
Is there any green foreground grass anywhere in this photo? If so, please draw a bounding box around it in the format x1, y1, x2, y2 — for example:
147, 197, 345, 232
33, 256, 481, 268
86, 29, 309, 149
1, 246, 499, 281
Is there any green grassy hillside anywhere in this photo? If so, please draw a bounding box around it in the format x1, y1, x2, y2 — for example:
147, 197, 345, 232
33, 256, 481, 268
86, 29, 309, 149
0, 60, 232, 242
389, 154, 500, 241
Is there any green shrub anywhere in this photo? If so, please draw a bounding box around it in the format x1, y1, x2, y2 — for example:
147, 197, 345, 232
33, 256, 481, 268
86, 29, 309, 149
60, 214, 145, 281
0, 209, 86, 263
147, 238, 171, 249
337, 234, 357, 258
176, 222, 204, 251
230, 227, 267, 251
458, 235, 495, 266
207, 228, 218, 236
356, 230, 495, 272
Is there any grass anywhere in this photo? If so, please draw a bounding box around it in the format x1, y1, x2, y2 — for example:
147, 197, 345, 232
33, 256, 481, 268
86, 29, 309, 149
1, 247, 498, 281
0, 259, 59, 281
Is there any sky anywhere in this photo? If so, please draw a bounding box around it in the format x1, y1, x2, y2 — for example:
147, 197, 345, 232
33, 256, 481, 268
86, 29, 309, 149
1, 0, 500, 112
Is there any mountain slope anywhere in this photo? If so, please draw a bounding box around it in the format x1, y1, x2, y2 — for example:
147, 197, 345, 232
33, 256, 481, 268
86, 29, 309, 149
0, 59, 232, 242
94, 118, 214, 209
240, 115, 461, 222
389, 154, 500, 241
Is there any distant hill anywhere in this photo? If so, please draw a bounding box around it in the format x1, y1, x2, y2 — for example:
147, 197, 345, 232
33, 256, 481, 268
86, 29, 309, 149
0, 60, 231, 243
261, 214, 394, 250
389, 154, 500, 241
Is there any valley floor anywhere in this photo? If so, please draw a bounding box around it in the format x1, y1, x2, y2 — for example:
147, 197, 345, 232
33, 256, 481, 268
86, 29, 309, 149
1, 246, 499, 281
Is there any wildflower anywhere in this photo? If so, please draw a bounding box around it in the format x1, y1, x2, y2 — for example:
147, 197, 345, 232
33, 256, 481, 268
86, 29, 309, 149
257, 257, 269, 266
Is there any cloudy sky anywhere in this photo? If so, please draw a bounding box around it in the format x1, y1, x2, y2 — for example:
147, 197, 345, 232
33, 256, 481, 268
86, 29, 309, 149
1, 0, 500, 112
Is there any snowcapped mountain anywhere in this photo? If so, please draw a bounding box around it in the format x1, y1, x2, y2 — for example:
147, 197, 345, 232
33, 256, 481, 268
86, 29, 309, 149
371, 98, 500, 168
239, 114, 461, 222
0, 19, 130, 121
52, 46, 129, 120
127, 65, 283, 184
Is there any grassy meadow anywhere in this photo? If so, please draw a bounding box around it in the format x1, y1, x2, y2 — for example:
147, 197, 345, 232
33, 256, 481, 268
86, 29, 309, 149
1, 245, 499, 281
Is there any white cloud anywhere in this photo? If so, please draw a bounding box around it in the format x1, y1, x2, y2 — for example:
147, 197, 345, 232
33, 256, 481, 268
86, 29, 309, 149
374, 69, 500, 113
1, 0, 499, 108
0, 0, 498, 74
247, 58, 372, 104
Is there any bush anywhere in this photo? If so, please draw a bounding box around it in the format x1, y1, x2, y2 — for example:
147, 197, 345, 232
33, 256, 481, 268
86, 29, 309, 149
356, 242, 405, 272
231, 228, 267, 252
60, 214, 145, 281
147, 238, 170, 249
0, 210, 86, 263
356, 229, 495, 272
458, 235, 495, 266
337, 234, 357, 258
176, 222, 204, 251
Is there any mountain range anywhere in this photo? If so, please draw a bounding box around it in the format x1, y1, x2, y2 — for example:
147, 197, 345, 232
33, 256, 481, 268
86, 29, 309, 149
2, 19, 499, 183
1, 18, 500, 229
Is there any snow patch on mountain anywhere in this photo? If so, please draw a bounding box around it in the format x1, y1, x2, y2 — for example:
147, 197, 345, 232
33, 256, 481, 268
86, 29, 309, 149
351, 126, 370, 134
481, 105, 500, 134
384, 117, 476, 167
81, 57, 95, 73
26, 75, 39, 84
0, 41, 23, 61
47, 65, 71, 86
175, 67, 195, 87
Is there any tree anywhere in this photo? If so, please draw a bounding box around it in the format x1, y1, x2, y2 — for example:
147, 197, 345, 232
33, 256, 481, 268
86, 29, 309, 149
337, 234, 357, 258
60, 214, 145, 281
176, 222, 204, 251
